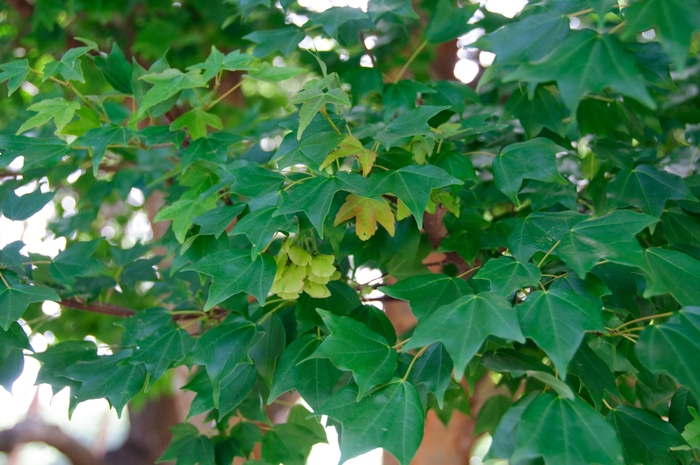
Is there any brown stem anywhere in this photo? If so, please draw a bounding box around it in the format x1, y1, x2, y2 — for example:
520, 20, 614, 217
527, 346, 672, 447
422, 206, 473, 276
59, 298, 228, 321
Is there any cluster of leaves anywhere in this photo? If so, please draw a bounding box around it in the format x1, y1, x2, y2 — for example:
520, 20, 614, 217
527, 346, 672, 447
2, 0, 700, 464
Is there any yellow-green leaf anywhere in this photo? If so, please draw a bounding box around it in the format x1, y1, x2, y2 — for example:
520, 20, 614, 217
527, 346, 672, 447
320, 135, 377, 176
334, 194, 395, 240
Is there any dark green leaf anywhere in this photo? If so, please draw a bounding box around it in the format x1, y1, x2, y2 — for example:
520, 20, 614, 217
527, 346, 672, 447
232, 206, 298, 257
643, 248, 700, 306
506, 30, 654, 112
261, 405, 326, 465
503, 86, 566, 138
0, 136, 69, 171
404, 292, 524, 377
1, 189, 55, 221
181, 132, 242, 170
191, 204, 246, 238
517, 288, 605, 376
0, 322, 31, 391
507, 211, 585, 262
317, 381, 424, 465
186, 47, 257, 81
184, 248, 276, 309
405, 342, 452, 409
568, 343, 621, 409
50, 239, 106, 285
607, 406, 687, 465
75, 124, 131, 175
425, 0, 477, 43
94, 43, 133, 94
374, 105, 449, 148
557, 210, 658, 277
607, 164, 697, 217
0, 59, 30, 96
473, 256, 542, 297
243, 28, 305, 58
482, 348, 553, 377
157, 423, 215, 465
229, 164, 285, 198
510, 393, 624, 465
670, 387, 699, 433
475, 395, 513, 436
311, 309, 397, 397
268, 334, 343, 410
636, 307, 700, 401
492, 138, 568, 204
380, 275, 473, 320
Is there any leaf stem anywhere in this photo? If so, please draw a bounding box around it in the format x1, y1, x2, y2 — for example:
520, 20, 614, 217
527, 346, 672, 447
465, 150, 496, 157
614, 311, 674, 331
192, 88, 207, 108
568, 8, 592, 16
320, 106, 342, 135
457, 265, 480, 279
607, 21, 626, 35
537, 240, 560, 268
402, 345, 429, 381
394, 39, 428, 84
207, 79, 246, 109
257, 300, 292, 324
0, 271, 9, 288
392, 337, 411, 350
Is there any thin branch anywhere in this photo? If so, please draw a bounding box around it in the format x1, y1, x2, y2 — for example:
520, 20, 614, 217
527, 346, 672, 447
394, 40, 428, 83
359, 31, 377, 68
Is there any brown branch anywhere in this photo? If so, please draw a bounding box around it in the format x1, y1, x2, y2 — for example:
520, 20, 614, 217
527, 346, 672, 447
422, 206, 473, 276
0, 418, 103, 465
359, 31, 377, 68
6, 0, 34, 18
60, 298, 136, 317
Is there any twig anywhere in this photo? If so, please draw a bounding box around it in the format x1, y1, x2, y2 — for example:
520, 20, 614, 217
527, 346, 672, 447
394, 40, 428, 83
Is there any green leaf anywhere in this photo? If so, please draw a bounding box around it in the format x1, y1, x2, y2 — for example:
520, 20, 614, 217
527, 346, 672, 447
425, 0, 477, 43
472, 256, 542, 297
268, 334, 343, 410
405, 342, 453, 409
75, 124, 131, 175
93, 43, 133, 94
492, 137, 568, 204
276, 172, 366, 235
476, 12, 569, 65
622, 0, 700, 70
482, 348, 553, 377
527, 370, 574, 399
290, 86, 350, 140
334, 194, 395, 240
311, 7, 370, 39
32, 340, 98, 405
42, 45, 96, 83
557, 210, 658, 277
154, 199, 213, 243
134, 69, 206, 120
380, 274, 473, 321
0, 277, 60, 330
131, 327, 193, 390
184, 248, 277, 309
317, 381, 424, 465
50, 239, 106, 285
310, 309, 397, 397
1, 189, 55, 221
426, 81, 480, 116
157, 423, 215, 465
662, 207, 700, 258
367, 165, 462, 229
261, 405, 326, 465
404, 292, 524, 377
485, 392, 537, 461
643, 248, 700, 306
191, 204, 246, 238
503, 85, 566, 138
0, 59, 30, 96
374, 105, 449, 148
243, 28, 305, 58
62, 350, 146, 415
517, 288, 605, 377
475, 395, 513, 436
277, 131, 346, 170
189, 321, 261, 407
506, 30, 655, 112
183, 363, 258, 419
0, 136, 69, 171
670, 387, 699, 433
181, 132, 242, 170
169, 109, 223, 140
231, 206, 299, 258
507, 211, 585, 262
247, 63, 305, 82
607, 164, 697, 217
16, 98, 81, 135
0, 322, 30, 391
187, 47, 257, 81
249, 313, 285, 385
510, 393, 624, 465
608, 405, 687, 465
568, 343, 621, 409
229, 164, 285, 198
636, 307, 700, 401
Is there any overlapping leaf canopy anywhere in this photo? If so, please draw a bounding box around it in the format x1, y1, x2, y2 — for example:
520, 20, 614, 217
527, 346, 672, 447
1, 0, 700, 464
